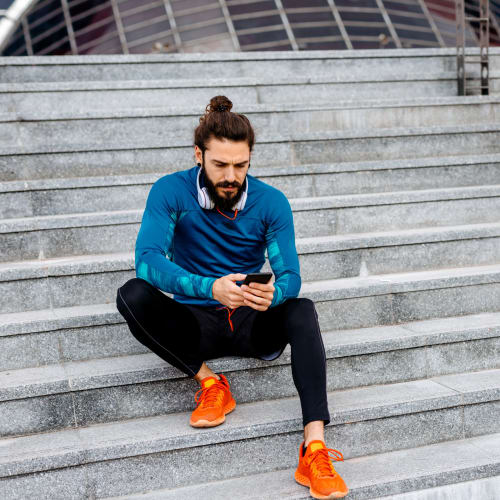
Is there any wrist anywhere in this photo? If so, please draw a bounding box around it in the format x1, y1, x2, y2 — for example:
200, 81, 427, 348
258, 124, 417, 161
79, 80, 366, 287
211, 278, 219, 300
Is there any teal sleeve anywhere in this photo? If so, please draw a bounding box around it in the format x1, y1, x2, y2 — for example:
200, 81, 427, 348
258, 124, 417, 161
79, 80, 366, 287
135, 178, 217, 299
264, 191, 301, 307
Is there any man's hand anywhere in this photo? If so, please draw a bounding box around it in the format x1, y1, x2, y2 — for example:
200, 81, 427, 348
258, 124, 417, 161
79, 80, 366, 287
240, 280, 275, 311
212, 273, 246, 309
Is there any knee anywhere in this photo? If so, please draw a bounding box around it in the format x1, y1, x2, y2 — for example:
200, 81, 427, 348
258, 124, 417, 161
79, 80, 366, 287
284, 298, 318, 330
116, 278, 152, 312
286, 297, 316, 317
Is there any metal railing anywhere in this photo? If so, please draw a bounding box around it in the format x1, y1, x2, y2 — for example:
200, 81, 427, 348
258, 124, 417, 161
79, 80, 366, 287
456, 0, 490, 95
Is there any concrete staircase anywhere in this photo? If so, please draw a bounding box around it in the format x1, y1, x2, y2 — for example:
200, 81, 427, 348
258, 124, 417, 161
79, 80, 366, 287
0, 48, 499, 499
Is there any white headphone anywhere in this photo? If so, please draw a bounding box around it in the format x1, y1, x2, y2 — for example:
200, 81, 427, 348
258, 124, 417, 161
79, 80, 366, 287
196, 165, 248, 211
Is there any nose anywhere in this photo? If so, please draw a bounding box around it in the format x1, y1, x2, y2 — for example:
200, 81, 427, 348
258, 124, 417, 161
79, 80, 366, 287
224, 166, 237, 184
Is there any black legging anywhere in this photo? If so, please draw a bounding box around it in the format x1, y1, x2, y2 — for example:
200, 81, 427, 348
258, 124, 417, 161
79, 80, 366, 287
116, 278, 330, 426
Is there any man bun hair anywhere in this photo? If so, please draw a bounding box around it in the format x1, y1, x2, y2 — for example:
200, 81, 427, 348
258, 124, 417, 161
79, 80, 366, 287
194, 95, 255, 163
206, 95, 232, 113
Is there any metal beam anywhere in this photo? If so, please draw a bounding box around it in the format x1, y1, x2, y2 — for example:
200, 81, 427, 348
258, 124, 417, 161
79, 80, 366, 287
163, 0, 182, 53
219, 0, 240, 51
417, 0, 446, 47
326, 0, 353, 50
0, 0, 39, 54
60, 0, 77, 54
110, 0, 129, 54
21, 15, 33, 55
375, 0, 402, 48
274, 0, 299, 50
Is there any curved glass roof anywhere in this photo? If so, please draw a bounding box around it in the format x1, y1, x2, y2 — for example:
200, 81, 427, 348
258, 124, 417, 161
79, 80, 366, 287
2, 0, 499, 56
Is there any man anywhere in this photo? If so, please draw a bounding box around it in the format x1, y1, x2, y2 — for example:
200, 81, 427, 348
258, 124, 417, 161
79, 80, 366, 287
116, 96, 348, 499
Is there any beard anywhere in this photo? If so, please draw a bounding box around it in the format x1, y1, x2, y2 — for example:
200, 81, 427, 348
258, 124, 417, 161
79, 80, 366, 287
202, 165, 246, 212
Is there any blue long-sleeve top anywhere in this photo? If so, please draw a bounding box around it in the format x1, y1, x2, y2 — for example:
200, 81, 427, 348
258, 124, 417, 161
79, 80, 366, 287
135, 165, 301, 307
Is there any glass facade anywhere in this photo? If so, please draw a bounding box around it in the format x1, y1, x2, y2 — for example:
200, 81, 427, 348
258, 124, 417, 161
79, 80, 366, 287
1, 0, 499, 56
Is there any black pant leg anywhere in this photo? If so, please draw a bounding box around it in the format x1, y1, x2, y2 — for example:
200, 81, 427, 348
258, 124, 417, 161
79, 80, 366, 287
116, 277, 204, 377
250, 298, 330, 427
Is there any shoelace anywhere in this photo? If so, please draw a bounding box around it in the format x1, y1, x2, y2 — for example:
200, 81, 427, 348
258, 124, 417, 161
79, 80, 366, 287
194, 379, 230, 409
306, 447, 344, 478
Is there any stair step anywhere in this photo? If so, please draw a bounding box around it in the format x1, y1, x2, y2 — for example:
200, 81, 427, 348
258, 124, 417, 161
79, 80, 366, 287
2, 122, 499, 181
1, 221, 500, 313
5, 94, 499, 120
0, 310, 499, 436
1, 258, 500, 325
2, 154, 500, 218
1, 184, 499, 261
3, 48, 499, 83
104, 432, 500, 500
0, 71, 463, 92
1, 274, 498, 365
0, 72, 479, 114
309, 262, 500, 330
1, 281, 499, 355
2, 47, 499, 499
3, 96, 500, 153
0, 368, 498, 497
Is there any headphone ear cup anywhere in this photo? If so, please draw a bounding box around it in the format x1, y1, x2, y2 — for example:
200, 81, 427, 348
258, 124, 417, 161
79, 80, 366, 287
197, 166, 214, 209
235, 189, 247, 210
200, 187, 214, 209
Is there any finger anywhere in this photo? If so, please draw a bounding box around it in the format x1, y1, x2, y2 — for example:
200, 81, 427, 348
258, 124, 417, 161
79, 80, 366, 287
242, 288, 274, 304
247, 282, 274, 291
230, 285, 245, 296
243, 291, 268, 305
228, 273, 247, 282
243, 298, 267, 311
230, 292, 245, 304
241, 284, 268, 294
242, 286, 264, 298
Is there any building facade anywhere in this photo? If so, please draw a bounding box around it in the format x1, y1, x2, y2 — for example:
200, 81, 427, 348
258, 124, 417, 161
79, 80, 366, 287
1, 0, 499, 56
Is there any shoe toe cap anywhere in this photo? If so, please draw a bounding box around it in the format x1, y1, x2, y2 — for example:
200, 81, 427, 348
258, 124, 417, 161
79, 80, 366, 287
314, 475, 348, 496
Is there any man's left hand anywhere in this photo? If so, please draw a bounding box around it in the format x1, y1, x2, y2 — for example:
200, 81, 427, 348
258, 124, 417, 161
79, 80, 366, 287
241, 281, 275, 311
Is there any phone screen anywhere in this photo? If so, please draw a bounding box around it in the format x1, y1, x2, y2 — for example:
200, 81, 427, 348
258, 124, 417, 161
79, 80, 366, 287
242, 273, 273, 285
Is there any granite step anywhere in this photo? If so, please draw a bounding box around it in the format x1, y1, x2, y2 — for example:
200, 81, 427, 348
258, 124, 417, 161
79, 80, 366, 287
2, 123, 499, 181
4, 96, 500, 151
304, 262, 500, 331
3, 47, 499, 500
1, 252, 499, 325
2, 48, 499, 83
2, 221, 500, 314
0, 72, 480, 115
2, 184, 500, 261
2, 154, 500, 219
1, 309, 499, 437
0, 368, 498, 498
2, 275, 499, 370
105, 432, 500, 500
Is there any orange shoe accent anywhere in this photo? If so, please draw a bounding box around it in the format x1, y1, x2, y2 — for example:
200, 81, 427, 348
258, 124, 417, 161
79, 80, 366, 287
294, 440, 349, 499
189, 374, 236, 428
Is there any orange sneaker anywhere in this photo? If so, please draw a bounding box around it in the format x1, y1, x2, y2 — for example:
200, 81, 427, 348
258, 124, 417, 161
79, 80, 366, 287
294, 440, 349, 499
189, 374, 236, 428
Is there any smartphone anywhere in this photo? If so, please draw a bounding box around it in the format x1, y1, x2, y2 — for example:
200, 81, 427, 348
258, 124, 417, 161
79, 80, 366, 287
242, 272, 273, 285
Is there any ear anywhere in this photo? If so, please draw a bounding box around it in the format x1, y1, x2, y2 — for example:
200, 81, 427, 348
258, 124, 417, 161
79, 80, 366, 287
194, 146, 202, 164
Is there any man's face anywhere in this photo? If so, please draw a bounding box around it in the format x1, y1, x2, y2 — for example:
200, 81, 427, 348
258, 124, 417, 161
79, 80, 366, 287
195, 137, 250, 212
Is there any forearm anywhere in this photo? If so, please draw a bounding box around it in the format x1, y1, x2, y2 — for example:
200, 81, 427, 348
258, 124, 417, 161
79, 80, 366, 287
270, 271, 301, 307
135, 250, 216, 299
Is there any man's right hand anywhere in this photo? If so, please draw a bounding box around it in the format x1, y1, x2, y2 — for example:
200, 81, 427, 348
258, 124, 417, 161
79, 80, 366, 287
212, 273, 246, 309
